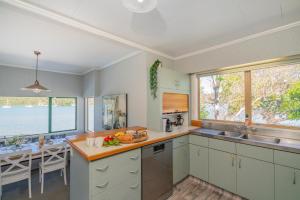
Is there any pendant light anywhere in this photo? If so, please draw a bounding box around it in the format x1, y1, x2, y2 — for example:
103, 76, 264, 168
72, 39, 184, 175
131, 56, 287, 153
122, 0, 157, 13
21, 51, 51, 93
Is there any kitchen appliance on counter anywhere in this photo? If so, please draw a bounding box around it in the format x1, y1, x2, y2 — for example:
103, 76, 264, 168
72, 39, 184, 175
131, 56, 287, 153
163, 118, 173, 132
142, 140, 173, 200
175, 114, 184, 126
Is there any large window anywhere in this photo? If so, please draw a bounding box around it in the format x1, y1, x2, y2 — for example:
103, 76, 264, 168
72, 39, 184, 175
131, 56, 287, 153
198, 59, 300, 128
0, 97, 77, 136
252, 64, 300, 127
199, 72, 245, 121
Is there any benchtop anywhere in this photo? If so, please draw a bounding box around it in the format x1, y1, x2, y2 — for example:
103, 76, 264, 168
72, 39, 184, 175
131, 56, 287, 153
67, 126, 198, 161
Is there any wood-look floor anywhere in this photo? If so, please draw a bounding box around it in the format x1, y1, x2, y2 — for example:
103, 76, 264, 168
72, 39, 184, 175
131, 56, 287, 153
168, 177, 244, 200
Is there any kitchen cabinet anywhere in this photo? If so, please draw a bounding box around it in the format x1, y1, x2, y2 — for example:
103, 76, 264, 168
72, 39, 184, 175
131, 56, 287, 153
275, 165, 300, 200
237, 156, 274, 200
173, 136, 189, 184
70, 148, 141, 200
274, 150, 300, 169
209, 149, 236, 193
189, 144, 208, 181
158, 67, 190, 91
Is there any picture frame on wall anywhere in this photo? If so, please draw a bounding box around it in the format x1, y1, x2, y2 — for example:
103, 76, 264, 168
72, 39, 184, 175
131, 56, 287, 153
102, 94, 127, 130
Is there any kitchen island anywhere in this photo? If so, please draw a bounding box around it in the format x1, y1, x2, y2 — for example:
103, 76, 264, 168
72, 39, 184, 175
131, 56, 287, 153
67, 126, 197, 200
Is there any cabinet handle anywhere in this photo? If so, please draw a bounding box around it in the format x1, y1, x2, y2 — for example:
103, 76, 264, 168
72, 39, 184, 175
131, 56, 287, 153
197, 149, 201, 156
96, 181, 109, 188
130, 155, 139, 160
239, 159, 242, 169
231, 155, 235, 167
129, 169, 139, 174
130, 183, 139, 189
96, 165, 109, 172
293, 170, 296, 185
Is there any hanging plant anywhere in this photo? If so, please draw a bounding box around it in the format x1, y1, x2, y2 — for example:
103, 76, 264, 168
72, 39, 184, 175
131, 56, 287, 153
150, 59, 162, 99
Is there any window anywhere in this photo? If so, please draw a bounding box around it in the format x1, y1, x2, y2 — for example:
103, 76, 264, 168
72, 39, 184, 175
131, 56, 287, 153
51, 97, 76, 132
85, 97, 94, 132
197, 57, 300, 129
0, 97, 77, 136
199, 72, 245, 121
0, 97, 48, 136
252, 64, 300, 127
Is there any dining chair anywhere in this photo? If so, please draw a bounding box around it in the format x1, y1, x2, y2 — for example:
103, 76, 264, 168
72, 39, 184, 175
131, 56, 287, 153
0, 149, 32, 198
39, 143, 67, 194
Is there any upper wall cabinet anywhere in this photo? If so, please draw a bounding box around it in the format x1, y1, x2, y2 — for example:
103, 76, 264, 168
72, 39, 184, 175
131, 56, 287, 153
158, 67, 190, 91
163, 93, 189, 114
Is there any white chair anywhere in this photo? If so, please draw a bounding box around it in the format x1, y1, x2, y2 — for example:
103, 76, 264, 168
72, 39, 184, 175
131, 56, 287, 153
39, 144, 67, 194
0, 149, 32, 198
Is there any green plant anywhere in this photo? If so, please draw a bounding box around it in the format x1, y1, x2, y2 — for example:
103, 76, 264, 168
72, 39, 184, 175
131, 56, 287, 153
149, 59, 162, 98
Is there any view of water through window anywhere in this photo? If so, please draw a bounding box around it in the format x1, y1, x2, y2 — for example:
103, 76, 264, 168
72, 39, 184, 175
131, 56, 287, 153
0, 97, 76, 136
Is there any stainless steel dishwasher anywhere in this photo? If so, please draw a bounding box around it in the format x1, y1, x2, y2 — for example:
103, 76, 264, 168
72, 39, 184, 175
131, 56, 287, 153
142, 140, 173, 200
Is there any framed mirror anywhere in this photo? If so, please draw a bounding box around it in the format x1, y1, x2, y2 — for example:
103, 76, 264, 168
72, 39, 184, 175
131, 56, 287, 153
102, 94, 127, 130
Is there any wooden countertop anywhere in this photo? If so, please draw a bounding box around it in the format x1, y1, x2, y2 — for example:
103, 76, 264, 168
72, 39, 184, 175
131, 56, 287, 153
67, 126, 198, 161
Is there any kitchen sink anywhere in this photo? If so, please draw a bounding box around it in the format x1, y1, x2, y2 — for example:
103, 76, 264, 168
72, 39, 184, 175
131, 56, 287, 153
240, 134, 280, 144
219, 131, 242, 138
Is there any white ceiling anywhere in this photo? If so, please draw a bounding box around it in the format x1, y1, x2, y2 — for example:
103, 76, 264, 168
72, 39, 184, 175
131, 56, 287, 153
1, 0, 300, 74
0, 2, 138, 75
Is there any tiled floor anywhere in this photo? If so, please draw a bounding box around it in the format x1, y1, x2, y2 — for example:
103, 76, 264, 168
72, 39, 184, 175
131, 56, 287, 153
169, 177, 243, 200
2, 171, 242, 200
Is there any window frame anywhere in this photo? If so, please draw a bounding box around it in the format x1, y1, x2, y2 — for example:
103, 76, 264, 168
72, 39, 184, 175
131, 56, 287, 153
196, 54, 300, 130
85, 97, 94, 132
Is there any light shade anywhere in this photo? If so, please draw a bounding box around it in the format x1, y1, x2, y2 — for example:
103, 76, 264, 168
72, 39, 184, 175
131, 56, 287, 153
21, 80, 51, 94
122, 0, 157, 13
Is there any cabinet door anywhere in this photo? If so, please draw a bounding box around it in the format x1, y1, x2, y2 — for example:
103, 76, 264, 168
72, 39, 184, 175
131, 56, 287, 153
158, 68, 189, 91
189, 144, 208, 181
275, 165, 300, 200
237, 156, 274, 200
173, 145, 189, 184
209, 149, 236, 193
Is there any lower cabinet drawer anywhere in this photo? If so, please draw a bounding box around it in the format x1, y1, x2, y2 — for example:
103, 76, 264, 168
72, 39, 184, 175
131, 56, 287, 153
274, 150, 300, 169
237, 143, 273, 163
91, 149, 141, 196
189, 135, 209, 147
209, 138, 236, 154
92, 181, 141, 200
173, 135, 189, 148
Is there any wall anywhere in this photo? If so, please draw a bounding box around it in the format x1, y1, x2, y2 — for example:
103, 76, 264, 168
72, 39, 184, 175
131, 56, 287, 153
0, 65, 84, 133
145, 53, 176, 131
95, 52, 148, 130
173, 26, 300, 73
